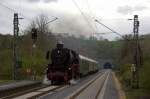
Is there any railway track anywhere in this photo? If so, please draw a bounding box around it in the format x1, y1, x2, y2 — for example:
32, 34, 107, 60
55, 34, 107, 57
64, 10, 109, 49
0, 82, 41, 98
1, 71, 109, 99
66, 70, 110, 99
1, 84, 67, 99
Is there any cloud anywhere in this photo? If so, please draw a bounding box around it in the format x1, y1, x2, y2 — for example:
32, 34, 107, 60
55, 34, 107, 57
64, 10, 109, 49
28, 0, 40, 3
27, 0, 58, 3
43, 0, 58, 3
134, 6, 147, 11
0, 0, 150, 40
50, 13, 94, 37
117, 5, 147, 15
117, 5, 133, 15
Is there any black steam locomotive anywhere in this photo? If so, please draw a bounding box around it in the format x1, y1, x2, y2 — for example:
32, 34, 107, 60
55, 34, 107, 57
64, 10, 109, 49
46, 42, 98, 84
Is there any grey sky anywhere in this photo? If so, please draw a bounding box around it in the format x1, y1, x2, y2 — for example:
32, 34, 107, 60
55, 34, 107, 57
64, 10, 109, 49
0, 0, 150, 40
117, 5, 147, 15
28, 0, 58, 3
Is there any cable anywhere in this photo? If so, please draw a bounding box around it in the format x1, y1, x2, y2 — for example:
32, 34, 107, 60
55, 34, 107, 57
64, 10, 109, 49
45, 17, 58, 25
83, 1, 97, 35
95, 19, 128, 40
95, 32, 114, 35
0, 2, 16, 12
86, 0, 93, 17
85, 0, 99, 37
71, 0, 96, 34
0, 2, 32, 21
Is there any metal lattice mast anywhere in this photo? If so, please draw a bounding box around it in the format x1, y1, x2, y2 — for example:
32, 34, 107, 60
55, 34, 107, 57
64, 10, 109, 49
132, 15, 141, 88
13, 13, 19, 80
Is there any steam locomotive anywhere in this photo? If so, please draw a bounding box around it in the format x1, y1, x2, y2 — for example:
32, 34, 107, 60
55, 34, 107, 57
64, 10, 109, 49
45, 42, 99, 84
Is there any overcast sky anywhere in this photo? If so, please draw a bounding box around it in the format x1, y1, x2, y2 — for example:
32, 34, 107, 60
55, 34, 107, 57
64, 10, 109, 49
0, 0, 150, 40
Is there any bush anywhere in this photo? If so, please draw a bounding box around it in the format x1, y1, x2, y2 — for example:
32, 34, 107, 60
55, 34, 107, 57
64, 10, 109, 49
119, 64, 132, 87
140, 59, 150, 89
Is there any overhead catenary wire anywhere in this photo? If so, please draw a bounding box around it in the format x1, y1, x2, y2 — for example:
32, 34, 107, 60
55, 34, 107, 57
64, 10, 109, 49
84, 0, 132, 39
85, 1, 129, 38
71, 0, 96, 34
85, 0, 99, 36
86, 0, 93, 17
0, 2, 32, 21
0, 2, 16, 12
95, 19, 128, 40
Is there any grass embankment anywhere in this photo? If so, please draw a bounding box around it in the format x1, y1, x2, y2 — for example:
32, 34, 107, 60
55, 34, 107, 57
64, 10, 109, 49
0, 75, 44, 85
126, 88, 149, 99
117, 61, 150, 99
0, 80, 16, 84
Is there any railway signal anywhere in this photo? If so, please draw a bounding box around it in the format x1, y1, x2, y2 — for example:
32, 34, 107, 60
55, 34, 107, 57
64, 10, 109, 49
31, 28, 38, 80
31, 28, 38, 48
31, 28, 37, 40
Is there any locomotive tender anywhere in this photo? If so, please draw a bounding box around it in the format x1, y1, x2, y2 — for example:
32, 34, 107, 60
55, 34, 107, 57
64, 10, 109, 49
46, 42, 99, 84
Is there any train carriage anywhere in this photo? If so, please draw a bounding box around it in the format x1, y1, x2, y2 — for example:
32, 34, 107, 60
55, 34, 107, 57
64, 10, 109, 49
79, 55, 99, 76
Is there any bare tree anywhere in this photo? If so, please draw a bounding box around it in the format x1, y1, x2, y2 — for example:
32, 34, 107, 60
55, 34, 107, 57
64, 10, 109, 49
36, 14, 49, 34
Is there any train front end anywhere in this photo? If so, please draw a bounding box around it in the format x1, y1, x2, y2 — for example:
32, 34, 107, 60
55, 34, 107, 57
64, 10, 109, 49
47, 64, 72, 84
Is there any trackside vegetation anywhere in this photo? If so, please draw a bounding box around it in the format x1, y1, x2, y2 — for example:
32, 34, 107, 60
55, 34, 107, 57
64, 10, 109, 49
117, 34, 150, 99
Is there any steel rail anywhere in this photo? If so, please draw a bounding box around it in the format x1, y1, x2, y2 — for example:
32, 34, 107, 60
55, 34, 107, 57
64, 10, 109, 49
1, 84, 66, 99
66, 71, 108, 99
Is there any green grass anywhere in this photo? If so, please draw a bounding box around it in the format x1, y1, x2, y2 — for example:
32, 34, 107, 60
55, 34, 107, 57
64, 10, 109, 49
0, 80, 16, 84
116, 69, 150, 99
126, 88, 150, 99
